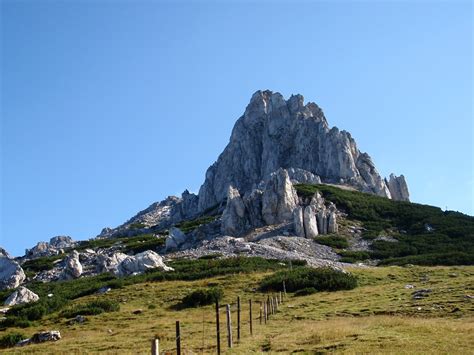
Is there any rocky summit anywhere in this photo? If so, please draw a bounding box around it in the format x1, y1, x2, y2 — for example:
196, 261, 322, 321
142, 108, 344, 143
198, 90, 409, 212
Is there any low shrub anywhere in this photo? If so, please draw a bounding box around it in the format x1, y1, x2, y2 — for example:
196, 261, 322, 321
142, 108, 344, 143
260, 267, 357, 292
338, 251, 371, 263
175, 215, 218, 233
180, 287, 223, 308
61, 299, 120, 318
294, 287, 317, 296
0, 332, 26, 348
315, 235, 349, 249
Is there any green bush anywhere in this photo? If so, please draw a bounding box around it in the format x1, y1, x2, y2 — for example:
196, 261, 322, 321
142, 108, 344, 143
294, 287, 317, 296
260, 267, 357, 293
61, 299, 120, 318
180, 287, 223, 308
175, 215, 218, 233
0, 332, 26, 348
315, 235, 349, 249
22, 254, 64, 273
338, 251, 371, 263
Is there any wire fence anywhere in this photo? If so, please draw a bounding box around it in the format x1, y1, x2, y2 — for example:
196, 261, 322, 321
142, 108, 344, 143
151, 282, 287, 355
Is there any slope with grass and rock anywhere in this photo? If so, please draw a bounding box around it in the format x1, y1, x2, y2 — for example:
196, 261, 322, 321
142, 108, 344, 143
1, 90, 473, 351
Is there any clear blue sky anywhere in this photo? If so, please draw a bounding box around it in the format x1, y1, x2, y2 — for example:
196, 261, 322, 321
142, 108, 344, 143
1, 0, 472, 256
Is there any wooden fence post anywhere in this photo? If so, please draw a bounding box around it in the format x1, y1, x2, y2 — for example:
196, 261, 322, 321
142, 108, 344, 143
176, 321, 181, 355
259, 301, 262, 325
151, 337, 159, 355
216, 301, 221, 355
249, 299, 253, 335
237, 296, 241, 341
279, 291, 283, 304
263, 301, 267, 324
283, 281, 287, 296
226, 304, 233, 348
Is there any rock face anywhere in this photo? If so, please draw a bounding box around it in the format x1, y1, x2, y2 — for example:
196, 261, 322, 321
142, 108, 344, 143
386, 174, 410, 201
261, 169, 299, 225
165, 227, 188, 251
60, 250, 82, 280
221, 186, 247, 236
0, 256, 26, 290
198, 90, 409, 211
114, 250, 173, 277
100, 191, 199, 238
4, 287, 39, 306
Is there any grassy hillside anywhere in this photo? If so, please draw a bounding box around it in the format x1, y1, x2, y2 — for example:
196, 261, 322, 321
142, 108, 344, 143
294, 184, 474, 266
1, 264, 473, 353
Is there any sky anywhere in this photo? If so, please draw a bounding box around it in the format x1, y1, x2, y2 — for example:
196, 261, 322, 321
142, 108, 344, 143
1, 0, 472, 256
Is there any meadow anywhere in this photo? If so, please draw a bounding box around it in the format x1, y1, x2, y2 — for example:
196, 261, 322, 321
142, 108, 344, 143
1, 264, 473, 354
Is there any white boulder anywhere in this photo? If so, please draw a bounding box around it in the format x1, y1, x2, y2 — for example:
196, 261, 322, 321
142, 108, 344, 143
4, 286, 39, 306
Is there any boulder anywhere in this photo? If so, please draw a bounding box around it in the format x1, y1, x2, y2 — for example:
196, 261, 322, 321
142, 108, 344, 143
165, 227, 187, 251
262, 169, 299, 225
115, 250, 173, 277
17, 331, 61, 346
293, 206, 305, 238
303, 206, 319, 238
60, 250, 82, 280
0, 256, 26, 290
221, 186, 247, 236
96, 252, 128, 274
4, 287, 39, 306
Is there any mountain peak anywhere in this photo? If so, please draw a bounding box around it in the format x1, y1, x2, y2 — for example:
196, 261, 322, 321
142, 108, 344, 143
198, 91, 409, 211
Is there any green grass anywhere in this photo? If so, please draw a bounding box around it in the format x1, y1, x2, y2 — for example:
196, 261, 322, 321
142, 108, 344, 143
1, 257, 298, 329
1, 265, 472, 353
294, 183, 474, 266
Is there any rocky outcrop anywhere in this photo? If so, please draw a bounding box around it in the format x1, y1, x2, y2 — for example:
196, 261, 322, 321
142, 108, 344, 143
0, 247, 11, 258
60, 251, 82, 280
293, 207, 305, 238
25, 236, 76, 259
198, 90, 407, 211
303, 206, 319, 238
49, 236, 75, 249
221, 186, 247, 236
96, 252, 128, 274
114, 251, 173, 277
4, 287, 39, 306
165, 227, 187, 251
287, 168, 321, 185
0, 256, 26, 290
100, 191, 200, 238
386, 174, 410, 201
17, 331, 61, 347
262, 169, 299, 225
